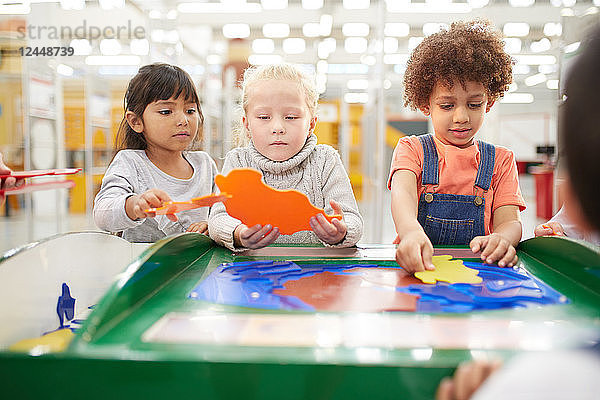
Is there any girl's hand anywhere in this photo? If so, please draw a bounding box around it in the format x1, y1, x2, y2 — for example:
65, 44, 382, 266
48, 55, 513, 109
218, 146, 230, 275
310, 200, 347, 245
534, 221, 565, 237
126, 189, 175, 222
187, 221, 208, 234
234, 224, 280, 249
470, 233, 518, 267
395, 229, 435, 273
0, 154, 24, 207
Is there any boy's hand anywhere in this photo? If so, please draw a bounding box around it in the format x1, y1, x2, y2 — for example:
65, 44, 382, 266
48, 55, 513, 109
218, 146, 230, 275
187, 221, 208, 234
395, 229, 435, 273
310, 200, 347, 245
234, 223, 280, 249
436, 360, 502, 400
126, 189, 175, 222
534, 221, 565, 237
470, 233, 518, 267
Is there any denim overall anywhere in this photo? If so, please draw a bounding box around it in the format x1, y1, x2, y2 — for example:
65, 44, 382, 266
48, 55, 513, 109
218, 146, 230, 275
417, 134, 495, 245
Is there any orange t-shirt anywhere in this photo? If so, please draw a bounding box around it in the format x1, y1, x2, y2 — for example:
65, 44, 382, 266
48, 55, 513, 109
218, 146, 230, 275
387, 135, 526, 234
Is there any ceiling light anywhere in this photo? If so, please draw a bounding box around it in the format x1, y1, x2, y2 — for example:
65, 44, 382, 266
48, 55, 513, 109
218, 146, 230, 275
562, 0, 576, 6
319, 15, 333, 36
223, 24, 250, 39
177, 2, 261, 13
99, 0, 124, 10
57, 64, 74, 77
70, 39, 92, 56
504, 38, 522, 54
503, 23, 530, 37
85, 55, 141, 66
263, 23, 290, 38
564, 41, 580, 53
384, 23, 410, 37
316, 60, 328, 74
543, 22, 562, 36
347, 79, 369, 90
261, 0, 288, 10
408, 37, 424, 51
422, 23, 448, 36
302, 0, 323, 9
100, 39, 121, 56
252, 39, 274, 54
509, 0, 535, 7
546, 79, 559, 90
343, 0, 370, 9
530, 38, 551, 53
283, 38, 306, 54
384, 37, 398, 53
344, 92, 368, 104
513, 64, 531, 74
514, 55, 556, 65
303, 23, 321, 37
345, 37, 368, 53
386, 0, 471, 13
343, 23, 370, 37
508, 82, 518, 92
130, 39, 149, 56
60, 0, 85, 10
500, 93, 534, 103
384, 54, 409, 65
249, 54, 283, 65
524, 73, 547, 86
318, 38, 336, 59
467, 0, 489, 8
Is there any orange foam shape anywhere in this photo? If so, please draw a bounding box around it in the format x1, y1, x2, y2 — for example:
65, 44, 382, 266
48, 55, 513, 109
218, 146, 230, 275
214, 168, 342, 235
145, 193, 231, 215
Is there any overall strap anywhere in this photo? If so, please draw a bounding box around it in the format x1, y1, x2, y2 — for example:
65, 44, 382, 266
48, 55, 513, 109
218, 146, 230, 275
418, 134, 439, 186
474, 140, 496, 191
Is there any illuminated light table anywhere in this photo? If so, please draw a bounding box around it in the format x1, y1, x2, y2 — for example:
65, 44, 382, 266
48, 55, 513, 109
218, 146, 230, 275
0, 234, 598, 400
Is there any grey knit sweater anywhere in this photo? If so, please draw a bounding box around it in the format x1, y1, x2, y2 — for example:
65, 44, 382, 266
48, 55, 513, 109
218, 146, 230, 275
208, 134, 363, 250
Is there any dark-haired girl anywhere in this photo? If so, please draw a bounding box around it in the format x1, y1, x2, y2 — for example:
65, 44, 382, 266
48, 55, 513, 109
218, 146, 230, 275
93, 63, 218, 242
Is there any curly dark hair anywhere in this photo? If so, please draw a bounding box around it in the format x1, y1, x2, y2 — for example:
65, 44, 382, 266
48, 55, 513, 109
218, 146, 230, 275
403, 19, 514, 110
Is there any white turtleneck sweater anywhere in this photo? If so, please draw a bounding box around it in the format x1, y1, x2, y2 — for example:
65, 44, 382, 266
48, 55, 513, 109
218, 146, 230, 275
208, 134, 363, 250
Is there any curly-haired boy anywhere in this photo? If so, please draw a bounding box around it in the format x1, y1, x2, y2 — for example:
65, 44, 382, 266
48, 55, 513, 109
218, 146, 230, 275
388, 20, 526, 273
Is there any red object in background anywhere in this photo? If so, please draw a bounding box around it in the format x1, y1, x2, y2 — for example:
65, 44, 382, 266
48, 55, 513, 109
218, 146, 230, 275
531, 166, 554, 220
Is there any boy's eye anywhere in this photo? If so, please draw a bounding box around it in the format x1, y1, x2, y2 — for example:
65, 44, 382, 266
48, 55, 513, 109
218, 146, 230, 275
187, 108, 197, 114
285, 115, 298, 120
257, 115, 270, 120
440, 104, 454, 110
469, 103, 483, 109
159, 109, 172, 115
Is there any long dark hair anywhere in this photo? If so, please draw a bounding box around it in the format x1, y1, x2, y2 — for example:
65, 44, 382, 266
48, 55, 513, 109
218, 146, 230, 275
115, 63, 204, 152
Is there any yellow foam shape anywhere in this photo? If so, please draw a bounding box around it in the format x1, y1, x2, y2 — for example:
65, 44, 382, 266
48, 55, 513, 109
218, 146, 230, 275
9, 328, 74, 353
414, 255, 482, 284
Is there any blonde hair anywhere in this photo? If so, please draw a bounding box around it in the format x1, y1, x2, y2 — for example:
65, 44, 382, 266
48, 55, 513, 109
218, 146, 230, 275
234, 63, 319, 146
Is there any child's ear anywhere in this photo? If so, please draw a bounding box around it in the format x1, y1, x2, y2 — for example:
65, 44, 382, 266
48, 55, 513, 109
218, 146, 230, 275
125, 111, 144, 133
419, 105, 431, 116
242, 115, 252, 139
486, 99, 496, 113
308, 115, 317, 135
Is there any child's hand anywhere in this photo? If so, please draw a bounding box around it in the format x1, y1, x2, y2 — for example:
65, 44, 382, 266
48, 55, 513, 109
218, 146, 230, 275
534, 221, 565, 237
234, 224, 280, 249
436, 360, 502, 400
310, 200, 347, 245
0, 154, 24, 207
187, 221, 208, 234
126, 189, 175, 222
395, 229, 435, 273
470, 233, 518, 267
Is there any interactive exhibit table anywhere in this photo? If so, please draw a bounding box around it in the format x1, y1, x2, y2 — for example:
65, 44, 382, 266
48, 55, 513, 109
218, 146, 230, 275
1, 232, 599, 399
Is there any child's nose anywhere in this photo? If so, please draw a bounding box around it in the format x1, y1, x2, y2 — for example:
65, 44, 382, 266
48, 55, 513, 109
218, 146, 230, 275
176, 110, 189, 126
272, 118, 285, 134
453, 106, 469, 123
